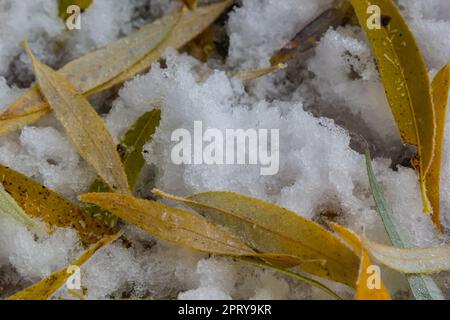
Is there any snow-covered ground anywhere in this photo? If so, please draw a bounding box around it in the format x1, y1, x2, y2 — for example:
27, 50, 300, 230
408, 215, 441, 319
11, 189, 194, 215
0, 0, 449, 299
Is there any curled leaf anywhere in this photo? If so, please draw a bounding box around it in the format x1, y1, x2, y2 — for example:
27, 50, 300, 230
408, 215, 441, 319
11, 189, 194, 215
233, 63, 287, 82
364, 239, 450, 275
350, 0, 436, 213
0, 181, 45, 234
330, 223, 391, 300
79, 193, 256, 257
153, 189, 360, 287
8, 231, 123, 300
24, 43, 130, 195
427, 61, 450, 232
0, 1, 232, 135
365, 150, 444, 300
0, 165, 113, 244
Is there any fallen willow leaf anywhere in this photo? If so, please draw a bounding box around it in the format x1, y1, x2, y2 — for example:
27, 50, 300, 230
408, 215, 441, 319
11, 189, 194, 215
153, 189, 360, 287
58, 0, 93, 20
0, 164, 113, 244
350, 0, 436, 213
79, 193, 257, 257
86, 109, 161, 227
233, 63, 287, 82
8, 231, 122, 300
0, 0, 232, 135
330, 223, 391, 300
0, 181, 45, 234
271, 0, 355, 65
24, 43, 130, 195
363, 239, 450, 274
426, 61, 450, 232
365, 150, 444, 300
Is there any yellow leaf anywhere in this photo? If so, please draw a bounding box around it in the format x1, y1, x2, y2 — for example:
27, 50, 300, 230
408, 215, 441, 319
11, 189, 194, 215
426, 61, 450, 232
24, 43, 130, 195
0, 1, 232, 135
0, 164, 113, 244
330, 223, 391, 300
350, 0, 436, 213
152, 189, 360, 287
8, 231, 122, 300
232, 63, 287, 82
363, 238, 450, 274
79, 193, 256, 257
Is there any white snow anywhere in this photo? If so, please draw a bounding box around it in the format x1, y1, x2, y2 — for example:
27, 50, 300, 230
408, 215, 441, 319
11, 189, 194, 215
0, 0, 449, 300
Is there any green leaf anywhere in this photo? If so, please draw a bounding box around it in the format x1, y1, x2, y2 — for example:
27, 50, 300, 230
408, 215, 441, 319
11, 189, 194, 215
0, 181, 45, 234
86, 109, 161, 227
364, 150, 444, 300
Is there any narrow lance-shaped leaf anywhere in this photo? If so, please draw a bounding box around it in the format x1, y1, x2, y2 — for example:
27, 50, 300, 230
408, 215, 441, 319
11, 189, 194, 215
0, 164, 113, 244
79, 193, 256, 257
152, 189, 360, 287
24, 42, 130, 195
86, 109, 161, 227
78, 192, 346, 298
330, 223, 391, 300
0, 0, 232, 136
350, 0, 436, 213
426, 61, 450, 232
8, 231, 123, 300
0, 181, 46, 234
365, 150, 444, 300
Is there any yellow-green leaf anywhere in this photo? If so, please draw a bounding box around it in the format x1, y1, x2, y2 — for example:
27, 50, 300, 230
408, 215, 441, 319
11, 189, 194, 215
426, 61, 450, 232
0, 181, 46, 234
0, 164, 113, 244
233, 63, 287, 82
58, 0, 93, 20
79, 193, 256, 257
86, 109, 161, 227
363, 238, 450, 274
350, 0, 436, 213
8, 231, 122, 300
0, 1, 232, 135
330, 223, 391, 300
24, 43, 130, 195
153, 189, 360, 287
